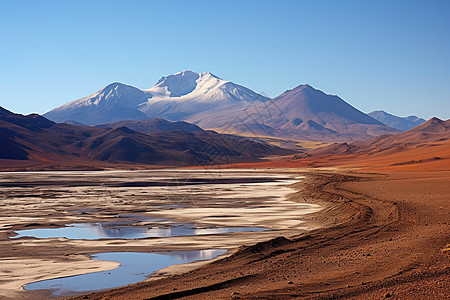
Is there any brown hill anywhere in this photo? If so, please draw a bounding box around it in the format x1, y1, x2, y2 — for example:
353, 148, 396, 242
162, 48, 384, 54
0, 106, 54, 130
309, 117, 450, 156
281, 117, 450, 171
95, 118, 203, 133
0, 107, 293, 169
408, 117, 449, 132
353, 117, 449, 154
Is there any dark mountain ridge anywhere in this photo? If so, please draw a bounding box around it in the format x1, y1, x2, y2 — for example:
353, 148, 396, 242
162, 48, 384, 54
0, 106, 293, 167
95, 118, 203, 134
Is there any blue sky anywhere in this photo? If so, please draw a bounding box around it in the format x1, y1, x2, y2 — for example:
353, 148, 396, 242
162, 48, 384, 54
1, 0, 449, 119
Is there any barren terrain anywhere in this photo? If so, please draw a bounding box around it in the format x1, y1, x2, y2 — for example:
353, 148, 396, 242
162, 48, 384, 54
71, 168, 449, 299
0, 170, 321, 299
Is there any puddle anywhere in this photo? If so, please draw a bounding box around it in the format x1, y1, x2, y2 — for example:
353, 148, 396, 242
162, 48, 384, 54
11, 215, 268, 240
24, 249, 227, 296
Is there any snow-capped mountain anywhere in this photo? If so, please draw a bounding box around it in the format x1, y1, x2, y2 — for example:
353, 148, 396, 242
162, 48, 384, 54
368, 110, 426, 131
44, 82, 149, 125
44, 71, 269, 125
141, 71, 269, 120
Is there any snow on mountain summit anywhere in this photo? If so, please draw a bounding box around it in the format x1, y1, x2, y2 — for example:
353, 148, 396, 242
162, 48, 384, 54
144, 70, 264, 103
87, 82, 148, 108
44, 71, 270, 124
139, 71, 270, 120
150, 70, 200, 97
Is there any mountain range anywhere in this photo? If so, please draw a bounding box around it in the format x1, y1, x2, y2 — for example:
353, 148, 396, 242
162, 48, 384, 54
4, 70, 443, 170
367, 110, 426, 131
44, 71, 399, 142
0, 106, 292, 168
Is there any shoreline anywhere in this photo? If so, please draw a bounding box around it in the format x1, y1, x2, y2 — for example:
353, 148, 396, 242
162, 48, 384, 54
0, 170, 322, 299
68, 168, 449, 299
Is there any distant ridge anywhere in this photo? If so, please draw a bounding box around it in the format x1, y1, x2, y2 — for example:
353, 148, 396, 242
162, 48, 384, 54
368, 110, 425, 131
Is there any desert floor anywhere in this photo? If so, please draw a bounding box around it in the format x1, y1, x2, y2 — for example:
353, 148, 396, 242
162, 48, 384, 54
67, 168, 449, 299
0, 169, 322, 299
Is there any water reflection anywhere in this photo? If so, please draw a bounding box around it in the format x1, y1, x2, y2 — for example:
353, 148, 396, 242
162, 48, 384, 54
12, 218, 268, 240
24, 249, 227, 296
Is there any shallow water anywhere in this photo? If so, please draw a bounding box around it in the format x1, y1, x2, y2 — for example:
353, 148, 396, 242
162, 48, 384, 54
24, 249, 227, 296
11, 215, 268, 240
12, 223, 268, 239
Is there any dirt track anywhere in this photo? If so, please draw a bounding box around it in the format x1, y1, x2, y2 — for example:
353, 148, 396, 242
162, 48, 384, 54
70, 170, 449, 299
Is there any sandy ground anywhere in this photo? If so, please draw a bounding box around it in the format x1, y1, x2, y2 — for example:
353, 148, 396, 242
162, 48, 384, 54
68, 168, 450, 299
0, 170, 322, 299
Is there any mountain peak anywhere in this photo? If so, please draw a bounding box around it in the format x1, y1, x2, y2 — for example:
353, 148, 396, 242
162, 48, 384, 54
428, 117, 443, 122
421, 117, 445, 127
147, 70, 235, 100
101, 82, 135, 92
409, 117, 449, 132
201, 71, 221, 79
282, 84, 316, 95
154, 70, 201, 97
105, 81, 123, 87
156, 70, 197, 83
108, 126, 136, 135
154, 71, 222, 86
372, 110, 387, 114
295, 84, 314, 90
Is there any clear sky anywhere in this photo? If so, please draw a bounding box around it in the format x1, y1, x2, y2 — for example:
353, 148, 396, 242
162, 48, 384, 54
1, 0, 449, 119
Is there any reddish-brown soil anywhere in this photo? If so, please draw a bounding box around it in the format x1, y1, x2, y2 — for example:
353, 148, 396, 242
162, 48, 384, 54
69, 167, 450, 299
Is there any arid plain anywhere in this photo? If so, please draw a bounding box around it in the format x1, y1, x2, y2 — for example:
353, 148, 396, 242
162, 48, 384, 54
0, 170, 323, 299
67, 159, 449, 299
